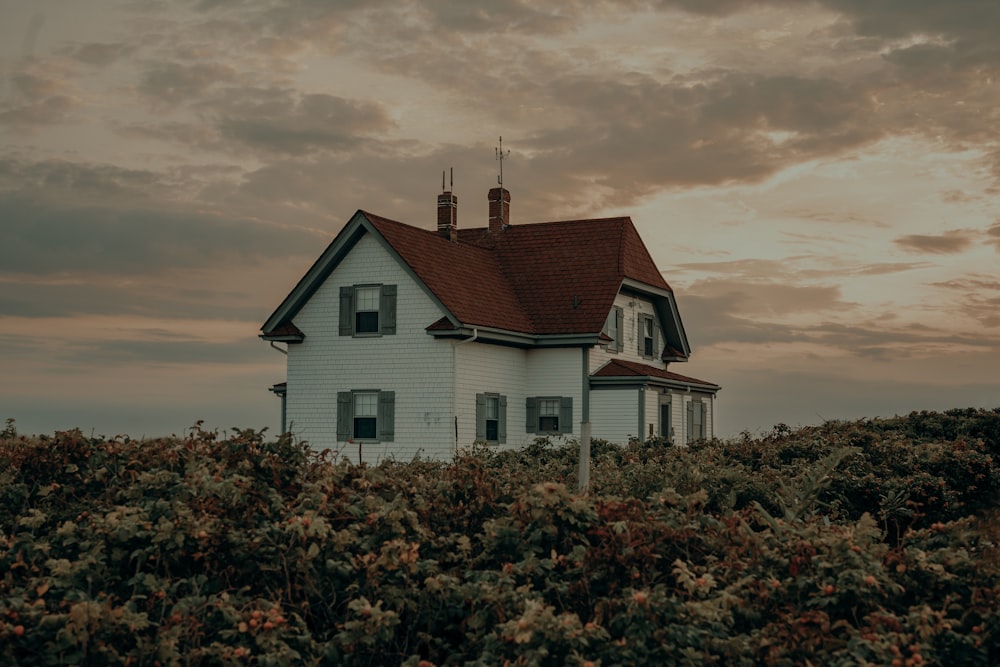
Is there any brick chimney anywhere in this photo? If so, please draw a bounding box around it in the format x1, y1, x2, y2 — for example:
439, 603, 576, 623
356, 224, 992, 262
488, 187, 510, 232
437, 190, 458, 242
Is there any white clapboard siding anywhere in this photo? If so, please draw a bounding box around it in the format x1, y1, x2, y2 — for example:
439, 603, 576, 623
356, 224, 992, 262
589, 387, 639, 444
454, 342, 528, 450
286, 233, 453, 463
526, 348, 583, 440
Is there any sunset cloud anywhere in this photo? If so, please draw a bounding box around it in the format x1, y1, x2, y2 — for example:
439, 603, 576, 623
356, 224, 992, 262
894, 229, 977, 254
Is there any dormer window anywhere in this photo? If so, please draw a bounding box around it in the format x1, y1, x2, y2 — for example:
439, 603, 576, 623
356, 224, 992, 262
642, 316, 654, 357
603, 306, 624, 353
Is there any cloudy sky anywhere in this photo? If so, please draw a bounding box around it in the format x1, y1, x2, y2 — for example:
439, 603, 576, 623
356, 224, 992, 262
2, 0, 998, 440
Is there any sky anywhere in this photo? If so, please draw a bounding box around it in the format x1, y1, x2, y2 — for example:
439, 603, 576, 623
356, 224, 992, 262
2, 0, 999, 441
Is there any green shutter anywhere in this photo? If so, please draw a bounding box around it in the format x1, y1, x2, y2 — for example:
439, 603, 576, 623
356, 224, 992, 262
498, 395, 507, 443
693, 399, 704, 440
380, 284, 397, 335
686, 401, 694, 444
339, 286, 354, 336
615, 307, 624, 352
475, 393, 486, 440
559, 396, 573, 435
336, 392, 351, 440
378, 391, 395, 442
525, 397, 537, 433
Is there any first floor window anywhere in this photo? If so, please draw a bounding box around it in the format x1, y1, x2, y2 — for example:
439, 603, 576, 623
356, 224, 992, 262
539, 398, 560, 432
686, 398, 705, 443
476, 393, 507, 443
337, 390, 395, 442
660, 399, 672, 440
526, 396, 573, 435
353, 391, 377, 439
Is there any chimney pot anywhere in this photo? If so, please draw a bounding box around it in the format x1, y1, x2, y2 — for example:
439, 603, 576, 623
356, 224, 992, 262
437, 191, 458, 242
488, 187, 510, 232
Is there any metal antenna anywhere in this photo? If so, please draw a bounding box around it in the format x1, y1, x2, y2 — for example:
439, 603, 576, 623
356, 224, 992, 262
450, 167, 453, 190
495, 136, 510, 189
442, 170, 445, 192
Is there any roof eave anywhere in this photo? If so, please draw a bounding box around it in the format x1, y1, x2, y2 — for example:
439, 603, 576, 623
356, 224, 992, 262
590, 374, 721, 393
259, 333, 304, 343
428, 325, 601, 348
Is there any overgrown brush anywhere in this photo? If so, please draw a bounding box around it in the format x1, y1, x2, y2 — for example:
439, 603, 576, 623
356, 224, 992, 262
1, 409, 998, 665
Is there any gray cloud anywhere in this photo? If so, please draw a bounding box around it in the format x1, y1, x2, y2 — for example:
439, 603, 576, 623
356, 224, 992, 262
0, 60, 81, 129
0, 158, 322, 278
66, 42, 135, 66
894, 229, 977, 254
138, 61, 240, 106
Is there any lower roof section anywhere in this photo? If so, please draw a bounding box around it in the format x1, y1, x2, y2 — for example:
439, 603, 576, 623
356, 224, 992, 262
591, 359, 720, 393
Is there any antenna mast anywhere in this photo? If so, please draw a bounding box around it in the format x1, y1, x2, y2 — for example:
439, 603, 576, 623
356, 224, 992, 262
495, 136, 510, 189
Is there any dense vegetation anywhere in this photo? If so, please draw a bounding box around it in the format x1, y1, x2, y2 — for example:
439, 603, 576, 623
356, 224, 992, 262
1, 409, 998, 666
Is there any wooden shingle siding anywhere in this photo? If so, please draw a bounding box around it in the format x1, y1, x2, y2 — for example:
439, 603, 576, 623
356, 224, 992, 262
455, 343, 527, 449
286, 233, 453, 463
590, 291, 665, 373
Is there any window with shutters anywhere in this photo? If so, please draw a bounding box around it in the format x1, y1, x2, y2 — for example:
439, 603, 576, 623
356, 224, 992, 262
686, 398, 706, 444
475, 393, 507, 444
339, 284, 397, 337
337, 390, 395, 442
603, 306, 624, 352
526, 396, 573, 435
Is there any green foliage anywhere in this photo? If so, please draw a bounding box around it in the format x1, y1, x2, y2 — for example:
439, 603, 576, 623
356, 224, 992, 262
1, 409, 998, 665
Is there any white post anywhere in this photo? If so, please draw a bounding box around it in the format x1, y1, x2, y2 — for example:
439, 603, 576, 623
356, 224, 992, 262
578, 420, 591, 493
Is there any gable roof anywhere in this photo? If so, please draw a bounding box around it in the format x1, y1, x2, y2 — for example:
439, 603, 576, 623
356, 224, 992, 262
262, 207, 687, 350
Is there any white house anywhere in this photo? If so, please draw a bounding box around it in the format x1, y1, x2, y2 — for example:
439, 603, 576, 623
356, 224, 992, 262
261, 186, 720, 463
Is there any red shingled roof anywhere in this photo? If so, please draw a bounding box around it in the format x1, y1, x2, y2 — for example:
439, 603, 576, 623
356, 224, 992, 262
593, 359, 719, 389
365, 212, 670, 336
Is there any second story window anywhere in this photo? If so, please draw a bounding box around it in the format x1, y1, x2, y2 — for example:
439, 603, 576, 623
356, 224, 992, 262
339, 284, 397, 337
354, 286, 380, 333
603, 306, 623, 352
642, 316, 654, 357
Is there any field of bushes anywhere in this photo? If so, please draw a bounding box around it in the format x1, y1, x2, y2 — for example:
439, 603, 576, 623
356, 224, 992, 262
1, 408, 998, 666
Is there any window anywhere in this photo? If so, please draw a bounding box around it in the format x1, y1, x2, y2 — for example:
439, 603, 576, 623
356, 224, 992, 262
686, 398, 706, 443
475, 393, 507, 443
539, 398, 560, 432
642, 316, 654, 358
337, 390, 395, 442
354, 286, 380, 334
659, 397, 672, 440
526, 396, 573, 435
603, 306, 623, 352
353, 391, 377, 439
339, 284, 397, 336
